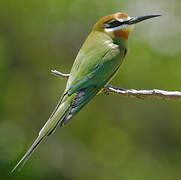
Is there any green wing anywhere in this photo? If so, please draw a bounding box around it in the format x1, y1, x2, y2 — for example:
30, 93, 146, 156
58, 30, 126, 125
65, 30, 125, 95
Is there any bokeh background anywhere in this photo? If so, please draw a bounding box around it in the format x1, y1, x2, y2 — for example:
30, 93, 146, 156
1, 0, 181, 179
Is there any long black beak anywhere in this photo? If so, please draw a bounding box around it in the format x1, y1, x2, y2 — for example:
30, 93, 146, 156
128, 14, 161, 25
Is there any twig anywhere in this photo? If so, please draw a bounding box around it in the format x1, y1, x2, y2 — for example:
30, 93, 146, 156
51, 70, 69, 78
102, 85, 181, 100
51, 69, 181, 100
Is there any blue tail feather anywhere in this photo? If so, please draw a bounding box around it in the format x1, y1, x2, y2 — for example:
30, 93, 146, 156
60, 87, 99, 126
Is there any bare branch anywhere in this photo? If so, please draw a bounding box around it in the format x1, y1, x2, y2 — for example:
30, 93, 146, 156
51, 70, 69, 78
102, 85, 181, 100
51, 69, 181, 100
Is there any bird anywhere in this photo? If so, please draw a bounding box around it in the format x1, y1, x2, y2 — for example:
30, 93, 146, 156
11, 12, 161, 172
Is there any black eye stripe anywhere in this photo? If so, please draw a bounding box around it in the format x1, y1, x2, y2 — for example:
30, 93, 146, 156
105, 20, 129, 29
109, 20, 122, 27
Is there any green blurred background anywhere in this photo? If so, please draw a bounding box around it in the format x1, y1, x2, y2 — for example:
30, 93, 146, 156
1, 0, 181, 179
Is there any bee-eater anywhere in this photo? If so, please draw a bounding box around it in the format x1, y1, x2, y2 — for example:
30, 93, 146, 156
12, 12, 161, 172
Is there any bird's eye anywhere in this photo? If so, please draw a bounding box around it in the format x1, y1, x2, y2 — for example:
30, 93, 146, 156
104, 20, 122, 28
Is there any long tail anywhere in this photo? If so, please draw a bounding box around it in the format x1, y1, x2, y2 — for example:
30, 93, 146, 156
11, 87, 99, 173
11, 93, 74, 173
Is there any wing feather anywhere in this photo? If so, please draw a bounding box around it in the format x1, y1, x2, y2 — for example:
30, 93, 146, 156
66, 31, 124, 95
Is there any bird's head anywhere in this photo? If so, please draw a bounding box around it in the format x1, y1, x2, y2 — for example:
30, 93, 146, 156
93, 12, 161, 40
